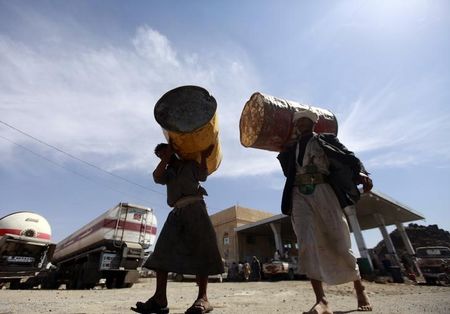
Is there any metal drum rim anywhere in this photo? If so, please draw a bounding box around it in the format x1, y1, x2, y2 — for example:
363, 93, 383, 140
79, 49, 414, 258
154, 85, 217, 133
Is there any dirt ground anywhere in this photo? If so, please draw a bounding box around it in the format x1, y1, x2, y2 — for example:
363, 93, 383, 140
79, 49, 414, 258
1, 278, 449, 314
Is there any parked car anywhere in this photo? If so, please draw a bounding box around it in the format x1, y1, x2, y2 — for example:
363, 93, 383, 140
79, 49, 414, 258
170, 272, 227, 283
415, 246, 450, 285
262, 257, 302, 280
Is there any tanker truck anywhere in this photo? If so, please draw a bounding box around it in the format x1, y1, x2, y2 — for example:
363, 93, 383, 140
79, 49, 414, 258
41, 202, 157, 289
0, 211, 56, 289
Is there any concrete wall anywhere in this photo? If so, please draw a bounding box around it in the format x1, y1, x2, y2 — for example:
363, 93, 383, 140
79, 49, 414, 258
237, 233, 275, 263
210, 205, 273, 265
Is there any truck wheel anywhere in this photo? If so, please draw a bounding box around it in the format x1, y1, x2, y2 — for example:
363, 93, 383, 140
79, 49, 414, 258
66, 278, 77, 290
288, 269, 295, 280
425, 276, 436, 285
105, 275, 115, 289
9, 279, 21, 290
41, 272, 60, 289
76, 267, 86, 289
174, 274, 184, 282
20, 282, 32, 290
105, 273, 125, 289
115, 272, 126, 289
66, 265, 80, 290
104, 272, 131, 289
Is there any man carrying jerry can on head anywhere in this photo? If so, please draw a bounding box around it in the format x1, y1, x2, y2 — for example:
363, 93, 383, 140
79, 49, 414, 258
132, 86, 223, 314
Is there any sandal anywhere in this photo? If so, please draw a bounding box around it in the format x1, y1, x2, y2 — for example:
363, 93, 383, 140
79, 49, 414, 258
131, 297, 169, 314
185, 299, 213, 314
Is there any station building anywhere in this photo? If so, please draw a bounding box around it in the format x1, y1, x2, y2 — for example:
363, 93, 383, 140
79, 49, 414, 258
210, 190, 425, 272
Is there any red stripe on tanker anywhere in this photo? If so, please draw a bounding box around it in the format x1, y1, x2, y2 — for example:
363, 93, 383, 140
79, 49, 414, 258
0, 228, 51, 240
0, 211, 52, 242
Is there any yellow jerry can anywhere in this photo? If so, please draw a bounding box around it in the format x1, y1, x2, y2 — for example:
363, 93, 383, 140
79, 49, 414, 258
154, 86, 222, 175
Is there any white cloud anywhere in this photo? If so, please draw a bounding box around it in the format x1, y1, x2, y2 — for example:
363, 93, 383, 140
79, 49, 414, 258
220, 74, 450, 177
217, 146, 279, 177
1, 13, 448, 182
0, 25, 260, 176
336, 79, 450, 169
132, 27, 179, 67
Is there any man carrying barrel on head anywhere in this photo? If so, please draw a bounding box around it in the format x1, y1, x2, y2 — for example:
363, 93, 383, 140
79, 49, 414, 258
277, 110, 373, 313
132, 142, 224, 314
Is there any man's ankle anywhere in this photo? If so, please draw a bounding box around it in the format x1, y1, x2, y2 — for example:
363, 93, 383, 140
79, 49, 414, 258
355, 285, 366, 294
316, 297, 328, 305
152, 295, 168, 307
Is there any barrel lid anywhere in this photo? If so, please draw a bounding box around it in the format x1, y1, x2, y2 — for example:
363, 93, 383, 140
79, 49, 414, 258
154, 86, 217, 133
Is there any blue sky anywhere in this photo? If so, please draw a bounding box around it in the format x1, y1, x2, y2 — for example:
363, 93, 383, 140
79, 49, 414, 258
1, 0, 449, 253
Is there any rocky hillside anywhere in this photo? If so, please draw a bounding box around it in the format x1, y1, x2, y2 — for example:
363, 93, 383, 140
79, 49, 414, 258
373, 224, 450, 257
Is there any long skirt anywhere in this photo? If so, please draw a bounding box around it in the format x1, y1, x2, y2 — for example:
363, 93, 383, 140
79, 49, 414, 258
291, 184, 360, 285
145, 200, 224, 276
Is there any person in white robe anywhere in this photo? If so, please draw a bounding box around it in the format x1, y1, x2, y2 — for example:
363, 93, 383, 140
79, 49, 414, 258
278, 110, 373, 314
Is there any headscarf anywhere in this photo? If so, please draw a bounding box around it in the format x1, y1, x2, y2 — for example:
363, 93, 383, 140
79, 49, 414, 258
292, 109, 319, 123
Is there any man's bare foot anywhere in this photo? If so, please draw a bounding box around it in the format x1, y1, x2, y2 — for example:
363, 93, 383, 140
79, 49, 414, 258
356, 289, 372, 311
303, 300, 333, 314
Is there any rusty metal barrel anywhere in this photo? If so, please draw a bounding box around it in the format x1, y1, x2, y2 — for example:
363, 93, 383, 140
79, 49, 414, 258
154, 85, 222, 174
240, 92, 338, 152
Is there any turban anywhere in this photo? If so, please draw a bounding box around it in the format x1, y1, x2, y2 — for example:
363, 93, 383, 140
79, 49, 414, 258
292, 109, 319, 123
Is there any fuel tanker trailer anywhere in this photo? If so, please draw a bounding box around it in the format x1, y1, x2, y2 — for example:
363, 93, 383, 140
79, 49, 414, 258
43, 203, 157, 289
0, 211, 56, 289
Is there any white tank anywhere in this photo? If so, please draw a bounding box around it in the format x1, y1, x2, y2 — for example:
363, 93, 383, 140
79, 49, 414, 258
0, 211, 52, 242
53, 203, 157, 262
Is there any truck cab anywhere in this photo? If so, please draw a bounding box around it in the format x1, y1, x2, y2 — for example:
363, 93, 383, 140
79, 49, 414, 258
0, 212, 55, 289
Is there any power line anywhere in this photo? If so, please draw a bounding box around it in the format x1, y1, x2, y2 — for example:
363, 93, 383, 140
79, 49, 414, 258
0, 134, 167, 209
0, 119, 163, 196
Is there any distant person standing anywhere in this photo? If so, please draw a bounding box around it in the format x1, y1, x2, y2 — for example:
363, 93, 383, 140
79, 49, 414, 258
277, 110, 373, 313
251, 256, 261, 281
229, 262, 239, 281
243, 261, 251, 281
274, 249, 281, 261
132, 143, 224, 314
238, 261, 244, 281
